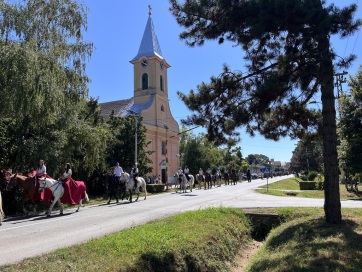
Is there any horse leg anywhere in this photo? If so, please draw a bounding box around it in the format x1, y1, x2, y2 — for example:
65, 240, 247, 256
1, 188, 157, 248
46, 197, 59, 217
129, 189, 133, 203
135, 187, 140, 201
107, 192, 112, 204
21, 196, 30, 215
30, 196, 37, 215
143, 184, 147, 200
59, 199, 64, 215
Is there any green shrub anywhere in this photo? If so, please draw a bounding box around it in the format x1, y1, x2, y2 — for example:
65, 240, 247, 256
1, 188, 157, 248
316, 181, 324, 190
299, 181, 317, 190
146, 184, 165, 193
308, 171, 319, 181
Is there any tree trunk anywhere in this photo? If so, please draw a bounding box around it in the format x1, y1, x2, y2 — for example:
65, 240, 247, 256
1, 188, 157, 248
320, 36, 342, 224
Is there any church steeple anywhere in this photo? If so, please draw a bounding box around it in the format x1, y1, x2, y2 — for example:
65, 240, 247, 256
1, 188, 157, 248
130, 6, 170, 100
131, 7, 163, 61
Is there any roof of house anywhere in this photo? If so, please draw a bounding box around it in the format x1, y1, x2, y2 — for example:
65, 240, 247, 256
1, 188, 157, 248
99, 95, 155, 121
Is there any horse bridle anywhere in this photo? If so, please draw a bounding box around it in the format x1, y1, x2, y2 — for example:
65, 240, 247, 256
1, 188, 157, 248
38, 178, 61, 191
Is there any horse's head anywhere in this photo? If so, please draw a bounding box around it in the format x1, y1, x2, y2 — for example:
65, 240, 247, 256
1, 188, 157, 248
38, 178, 48, 193
6, 174, 17, 191
120, 172, 129, 183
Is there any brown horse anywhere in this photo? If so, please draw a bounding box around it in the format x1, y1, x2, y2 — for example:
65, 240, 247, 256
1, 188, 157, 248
6, 174, 38, 215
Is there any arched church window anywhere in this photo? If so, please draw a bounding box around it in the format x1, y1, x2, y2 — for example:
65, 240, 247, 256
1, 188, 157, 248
161, 105, 165, 112
160, 75, 164, 91
142, 73, 148, 90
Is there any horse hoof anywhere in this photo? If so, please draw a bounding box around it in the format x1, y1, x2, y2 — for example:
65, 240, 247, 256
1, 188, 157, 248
107, 201, 110, 204
60, 212, 63, 216
46, 214, 51, 218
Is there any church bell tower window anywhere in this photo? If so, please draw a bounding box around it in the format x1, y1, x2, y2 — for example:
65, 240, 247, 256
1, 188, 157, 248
160, 75, 164, 91
142, 73, 148, 90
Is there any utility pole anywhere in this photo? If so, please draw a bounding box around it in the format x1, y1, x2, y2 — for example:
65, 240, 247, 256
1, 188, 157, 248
129, 110, 138, 164
334, 71, 348, 99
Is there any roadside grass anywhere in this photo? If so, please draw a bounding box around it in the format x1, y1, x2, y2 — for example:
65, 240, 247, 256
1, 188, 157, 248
0, 207, 252, 272
245, 208, 362, 272
256, 177, 362, 200
2, 207, 362, 272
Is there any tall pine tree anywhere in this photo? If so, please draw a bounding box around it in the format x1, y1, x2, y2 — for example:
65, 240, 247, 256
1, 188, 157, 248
169, 0, 361, 224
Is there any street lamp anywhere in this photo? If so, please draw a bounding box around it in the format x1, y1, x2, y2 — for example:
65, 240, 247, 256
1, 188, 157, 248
129, 110, 138, 164
176, 153, 184, 169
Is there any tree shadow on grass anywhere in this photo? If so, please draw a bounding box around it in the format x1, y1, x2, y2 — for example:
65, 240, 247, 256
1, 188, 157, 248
129, 251, 201, 272
250, 217, 362, 271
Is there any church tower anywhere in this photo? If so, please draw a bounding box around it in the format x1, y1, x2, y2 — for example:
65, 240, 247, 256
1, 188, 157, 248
129, 6, 180, 183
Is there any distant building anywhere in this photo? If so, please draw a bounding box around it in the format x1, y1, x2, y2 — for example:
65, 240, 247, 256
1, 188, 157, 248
100, 8, 179, 183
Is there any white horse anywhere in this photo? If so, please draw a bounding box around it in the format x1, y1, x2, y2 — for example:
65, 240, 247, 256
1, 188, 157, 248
174, 172, 194, 193
120, 172, 147, 202
0, 191, 4, 226
38, 178, 89, 217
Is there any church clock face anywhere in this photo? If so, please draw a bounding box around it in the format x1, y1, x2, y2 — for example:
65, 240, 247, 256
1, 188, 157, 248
141, 59, 148, 67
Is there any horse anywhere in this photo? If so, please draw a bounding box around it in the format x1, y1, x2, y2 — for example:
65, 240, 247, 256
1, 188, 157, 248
38, 177, 89, 217
212, 173, 222, 187
230, 171, 238, 185
103, 173, 123, 204
196, 174, 205, 190
0, 191, 4, 226
5, 174, 38, 215
174, 172, 194, 193
204, 173, 212, 189
223, 172, 231, 185
119, 172, 147, 203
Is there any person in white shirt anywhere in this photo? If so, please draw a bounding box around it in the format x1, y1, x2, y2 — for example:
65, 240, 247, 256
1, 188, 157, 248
35, 160, 46, 186
131, 163, 139, 189
184, 166, 190, 181
60, 163, 72, 182
113, 162, 123, 181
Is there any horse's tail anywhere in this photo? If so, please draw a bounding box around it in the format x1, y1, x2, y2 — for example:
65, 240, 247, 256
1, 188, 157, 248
0, 192, 4, 221
84, 191, 89, 202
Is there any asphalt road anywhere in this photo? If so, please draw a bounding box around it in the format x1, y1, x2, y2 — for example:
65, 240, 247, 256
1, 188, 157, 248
1, 175, 361, 266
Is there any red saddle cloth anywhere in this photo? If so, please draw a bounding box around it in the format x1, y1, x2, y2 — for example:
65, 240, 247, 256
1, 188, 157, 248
61, 177, 86, 205
29, 171, 86, 204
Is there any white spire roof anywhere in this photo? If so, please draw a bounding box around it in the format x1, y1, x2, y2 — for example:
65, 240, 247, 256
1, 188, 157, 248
131, 14, 163, 61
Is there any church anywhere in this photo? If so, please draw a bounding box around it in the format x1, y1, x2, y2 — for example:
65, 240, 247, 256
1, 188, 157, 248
100, 8, 180, 183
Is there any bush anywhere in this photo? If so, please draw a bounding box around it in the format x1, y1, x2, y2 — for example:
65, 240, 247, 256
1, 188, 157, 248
299, 181, 317, 190
308, 171, 319, 181
146, 184, 165, 193
316, 181, 324, 190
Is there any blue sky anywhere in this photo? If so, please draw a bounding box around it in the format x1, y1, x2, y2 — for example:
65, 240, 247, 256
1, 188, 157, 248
84, 0, 362, 163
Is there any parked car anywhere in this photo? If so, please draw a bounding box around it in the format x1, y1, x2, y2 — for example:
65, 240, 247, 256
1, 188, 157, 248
251, 173, 259, 179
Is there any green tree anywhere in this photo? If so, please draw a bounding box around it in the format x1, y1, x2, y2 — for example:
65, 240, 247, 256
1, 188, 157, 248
338, 66, 362, 175
0, 0, 111, 180
169, 0, 361, 224
106, 115, 153, 176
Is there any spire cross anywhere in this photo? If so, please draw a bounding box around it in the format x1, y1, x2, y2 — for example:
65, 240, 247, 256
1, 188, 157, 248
148, 5, 152, 16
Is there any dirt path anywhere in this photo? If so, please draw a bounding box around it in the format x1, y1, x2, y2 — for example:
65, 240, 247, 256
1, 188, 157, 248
231, 240, 263, 272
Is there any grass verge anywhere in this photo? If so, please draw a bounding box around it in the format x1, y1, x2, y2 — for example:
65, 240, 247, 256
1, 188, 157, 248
245, 208, 362, 272
1, 207, 252, 272
257, 177, 362, 200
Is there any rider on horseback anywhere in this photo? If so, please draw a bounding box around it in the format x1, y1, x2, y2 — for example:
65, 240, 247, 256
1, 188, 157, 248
184, 166, 190, 181
206, 167, 211, 178
177, 167, 183, 183
131, 163, 139, 190
35, 160, 47, 186
60, 163, 72, 183
113, 162, 123, 183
